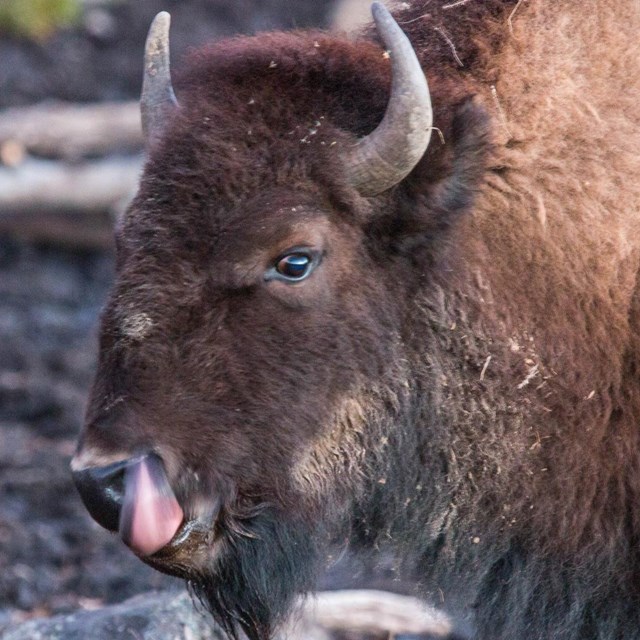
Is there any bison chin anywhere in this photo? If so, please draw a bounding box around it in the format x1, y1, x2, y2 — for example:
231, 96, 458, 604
189, 509, 324, 640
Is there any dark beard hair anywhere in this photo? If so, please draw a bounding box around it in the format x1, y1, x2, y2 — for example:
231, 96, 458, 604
189, 507, 322, 640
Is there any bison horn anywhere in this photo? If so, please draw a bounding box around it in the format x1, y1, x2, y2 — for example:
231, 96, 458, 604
141, 11, 178, 147
344, 3, 433, 195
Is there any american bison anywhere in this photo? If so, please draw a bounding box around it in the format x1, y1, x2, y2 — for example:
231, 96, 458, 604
71, 1, 640, 638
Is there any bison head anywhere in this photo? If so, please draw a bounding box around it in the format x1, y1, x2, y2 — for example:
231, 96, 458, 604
72, 4, 490, 639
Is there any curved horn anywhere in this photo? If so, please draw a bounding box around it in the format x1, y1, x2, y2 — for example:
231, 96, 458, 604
141, 12, 178, 146
344, 3, 433, 195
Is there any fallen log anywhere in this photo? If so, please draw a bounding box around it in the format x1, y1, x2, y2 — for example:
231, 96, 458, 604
309, 589, 451, 636
0, 155, 141, 213
0, 155, 142, 247
0, 101, 142, 161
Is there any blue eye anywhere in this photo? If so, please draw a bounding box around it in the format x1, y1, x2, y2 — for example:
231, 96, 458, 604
276, 253, 312, 280
265, 247, 321, 284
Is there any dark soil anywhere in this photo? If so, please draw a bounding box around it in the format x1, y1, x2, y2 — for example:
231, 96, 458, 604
0, 0, 337, 108
0, 237, 182, 628
0, 0, 344, 630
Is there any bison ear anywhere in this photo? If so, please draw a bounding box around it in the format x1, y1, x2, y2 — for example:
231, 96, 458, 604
381, 98, 491, 256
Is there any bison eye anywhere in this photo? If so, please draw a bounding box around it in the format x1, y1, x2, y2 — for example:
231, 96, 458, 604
278, 253, 311, 278
266, 249, 320, 283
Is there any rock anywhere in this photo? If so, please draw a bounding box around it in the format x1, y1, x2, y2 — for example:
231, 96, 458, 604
0, 590, 225, 640
0, 587, 457, 640
0, 589, 332, 640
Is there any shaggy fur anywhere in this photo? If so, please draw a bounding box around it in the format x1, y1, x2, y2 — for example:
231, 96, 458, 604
75, 1, 640, 639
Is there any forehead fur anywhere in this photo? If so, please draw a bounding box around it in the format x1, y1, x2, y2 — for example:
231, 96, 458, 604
145, 32, 391, 203
176, 31, 391, 140
121, 32, 401, 265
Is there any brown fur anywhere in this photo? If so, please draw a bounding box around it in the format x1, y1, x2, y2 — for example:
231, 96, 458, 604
75, 2, 640, 639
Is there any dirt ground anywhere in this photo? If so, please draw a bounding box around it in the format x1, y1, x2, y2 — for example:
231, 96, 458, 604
0, 0, 347, 630
0, 238, 181, 628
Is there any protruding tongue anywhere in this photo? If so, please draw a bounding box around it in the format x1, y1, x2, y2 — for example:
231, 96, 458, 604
119, 455, 184, 556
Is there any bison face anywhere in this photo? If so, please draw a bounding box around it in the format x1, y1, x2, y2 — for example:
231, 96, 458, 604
72, 6, 490, 640
72, 180, 409, 637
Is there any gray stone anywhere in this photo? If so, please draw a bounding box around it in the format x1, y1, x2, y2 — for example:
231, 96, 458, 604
0, 590, 332, 640
0, 590, 222, 640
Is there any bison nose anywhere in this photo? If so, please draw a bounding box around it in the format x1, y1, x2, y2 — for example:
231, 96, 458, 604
72, 453, 184, 556
71, 457, 129, 533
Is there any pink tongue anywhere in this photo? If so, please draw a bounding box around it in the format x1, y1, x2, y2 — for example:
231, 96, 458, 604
120, 457, 184, 556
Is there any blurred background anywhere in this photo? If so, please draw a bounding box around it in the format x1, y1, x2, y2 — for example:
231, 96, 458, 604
0, 0, 387, 631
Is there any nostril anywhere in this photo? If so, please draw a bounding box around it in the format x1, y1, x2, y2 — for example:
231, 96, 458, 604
71, 458, 133, 532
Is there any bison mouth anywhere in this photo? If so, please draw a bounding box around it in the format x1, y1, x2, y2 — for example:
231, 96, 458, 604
143, 495, 323, 640
71, 451, 223, 572
141, 483, 324, 640
128, 468, 294, 585
125, 473, 257, 579
118, 454, 186, 557
73, 452, 323, 640
142, 498, 262, 578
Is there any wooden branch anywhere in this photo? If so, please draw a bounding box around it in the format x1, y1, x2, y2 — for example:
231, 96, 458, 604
298, 590, 453, 637
0, 155, 141, 212
0, 155, 142, 247
0, 100, 145, 246
0, 101, 142, 160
